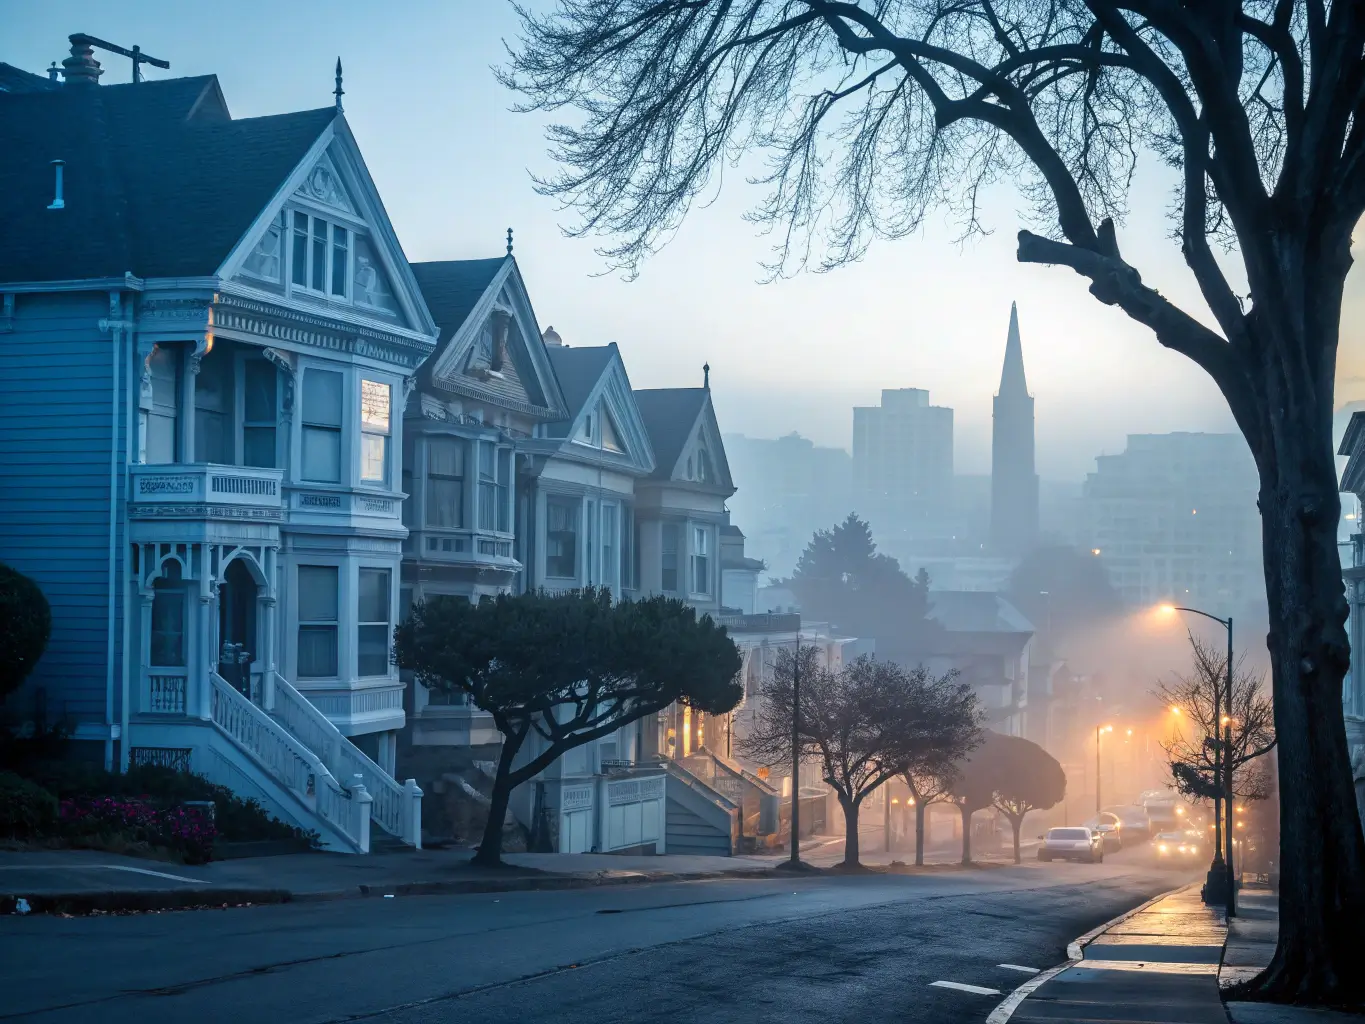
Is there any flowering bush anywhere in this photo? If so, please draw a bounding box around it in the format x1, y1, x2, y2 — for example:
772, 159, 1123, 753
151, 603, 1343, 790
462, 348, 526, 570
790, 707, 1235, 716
59, 796, 217, 864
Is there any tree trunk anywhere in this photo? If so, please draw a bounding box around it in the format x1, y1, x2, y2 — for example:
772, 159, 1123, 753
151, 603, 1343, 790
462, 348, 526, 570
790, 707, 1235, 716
1240, 401, 1365, 1004
842, 795, 861, 868
960, 806, 973, 865
472, 729, 523, 867
915, 802, 926, 867
1010, 816, 1022, 864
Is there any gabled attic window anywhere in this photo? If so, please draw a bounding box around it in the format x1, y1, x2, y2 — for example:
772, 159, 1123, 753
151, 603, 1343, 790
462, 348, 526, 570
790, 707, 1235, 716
290, 211, 349, 298
601, 408, 624, 454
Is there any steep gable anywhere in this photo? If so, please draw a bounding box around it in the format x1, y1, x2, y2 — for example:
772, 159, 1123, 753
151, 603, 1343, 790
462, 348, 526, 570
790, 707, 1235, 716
543, 346, 655, 475
412, 257, 566, 419
633, 388, 734, 492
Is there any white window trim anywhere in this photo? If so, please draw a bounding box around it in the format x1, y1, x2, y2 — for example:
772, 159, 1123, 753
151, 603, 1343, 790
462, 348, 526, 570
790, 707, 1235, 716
356, 565, 394, 679
295, 561, 343, 681
359, 378, 393, 488
287, 208, 354, 302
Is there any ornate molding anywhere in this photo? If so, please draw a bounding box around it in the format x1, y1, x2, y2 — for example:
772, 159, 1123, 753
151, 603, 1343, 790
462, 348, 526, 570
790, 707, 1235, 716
262, 347, 297, 413
130, 503, 285, 521
213, 293, 432, 369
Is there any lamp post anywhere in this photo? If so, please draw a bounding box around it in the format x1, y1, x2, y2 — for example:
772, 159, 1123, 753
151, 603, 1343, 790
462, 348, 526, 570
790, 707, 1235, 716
1096, 724, 1113, 814
789, 628, 802, 869
1161, 604, 1235, 916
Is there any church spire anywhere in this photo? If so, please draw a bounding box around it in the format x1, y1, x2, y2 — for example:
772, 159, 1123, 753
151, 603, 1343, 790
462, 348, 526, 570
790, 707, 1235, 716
999, 301, 1029, 396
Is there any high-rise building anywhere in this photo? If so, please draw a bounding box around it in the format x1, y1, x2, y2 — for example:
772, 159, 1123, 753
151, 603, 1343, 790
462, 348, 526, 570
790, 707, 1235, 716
852, 388, 954, 539
990, 303, 1040, 554
1079, 432, 1262, 612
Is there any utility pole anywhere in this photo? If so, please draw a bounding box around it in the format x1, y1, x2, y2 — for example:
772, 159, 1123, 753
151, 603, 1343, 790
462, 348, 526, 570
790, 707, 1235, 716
789, 629, 802, 868
1225, 616, 1237, 915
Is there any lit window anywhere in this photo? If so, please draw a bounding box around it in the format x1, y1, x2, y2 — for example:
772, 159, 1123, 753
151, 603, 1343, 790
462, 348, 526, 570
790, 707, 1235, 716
357, 568, 391, 677
302, 369, 343, 482
297, 565, 339, 678
360, 380, 391, 485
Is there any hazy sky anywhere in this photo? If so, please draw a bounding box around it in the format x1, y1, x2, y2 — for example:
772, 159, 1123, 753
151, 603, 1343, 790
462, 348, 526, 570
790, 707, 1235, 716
8, 2, 1363, 479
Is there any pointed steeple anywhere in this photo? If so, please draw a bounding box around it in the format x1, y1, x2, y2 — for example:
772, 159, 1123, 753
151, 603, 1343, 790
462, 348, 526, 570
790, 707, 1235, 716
999, 301, 1029, 396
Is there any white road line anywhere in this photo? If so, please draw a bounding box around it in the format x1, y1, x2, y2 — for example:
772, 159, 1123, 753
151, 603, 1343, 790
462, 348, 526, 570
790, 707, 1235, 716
0, 864, 202, 883
984, 961, 1074, 1024
997, 964, 1040, 974
930, 981, 1002, 996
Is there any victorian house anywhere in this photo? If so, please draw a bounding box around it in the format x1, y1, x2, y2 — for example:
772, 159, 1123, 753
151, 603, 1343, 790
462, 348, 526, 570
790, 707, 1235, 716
1336, 412, 1365, 828
0, 42, 434, 852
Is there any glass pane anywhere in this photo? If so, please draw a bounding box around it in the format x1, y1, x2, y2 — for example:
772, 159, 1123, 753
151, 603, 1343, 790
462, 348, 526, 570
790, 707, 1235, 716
361, 380, 390, 432
243, 426, 276, 468
361, 432, 388, 483
331, 226, 348, 296
194, 409, 227, 463
358, 568, 390, 624
426, 476, 463, 528
311, 219, 326, 291
302, 426, 341, 482
497, 481, 510, 533
297, 625, 338, 678
291, 212, 308, 285
150, 588, 185, 667
546, 498, 578, 578
479, 441, 494, 479
429, 437, 464, 477
479, 481, 496, 530
297, 565, 339, 622
303, 369, 343, 427
358, 625, 389, 676
149, 346, 178, 408
244, 360, 277, 422
147, 411, 176, 464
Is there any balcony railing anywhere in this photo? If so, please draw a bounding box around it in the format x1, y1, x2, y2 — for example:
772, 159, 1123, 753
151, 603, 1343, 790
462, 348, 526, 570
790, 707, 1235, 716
131, 463, 285, 515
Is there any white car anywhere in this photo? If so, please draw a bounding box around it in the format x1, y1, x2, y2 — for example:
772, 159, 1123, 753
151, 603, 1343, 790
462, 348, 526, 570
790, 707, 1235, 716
1038, 827, 1104, 863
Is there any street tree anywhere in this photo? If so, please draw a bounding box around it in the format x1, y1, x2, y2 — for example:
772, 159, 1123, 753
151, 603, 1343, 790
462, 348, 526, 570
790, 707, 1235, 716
741, 653, 978, 868
902, 764, 958, 868
394, 588, 742, 865
948, 732, 1004, 866
1154, 634, 1277, 819
989, 735, 1068, 864
505, 2, 1365, 1000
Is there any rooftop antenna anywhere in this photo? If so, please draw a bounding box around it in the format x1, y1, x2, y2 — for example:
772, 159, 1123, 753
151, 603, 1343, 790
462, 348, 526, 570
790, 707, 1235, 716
334, 58, 344, 112
506, 227, 514, 256
68, 33, 169, 83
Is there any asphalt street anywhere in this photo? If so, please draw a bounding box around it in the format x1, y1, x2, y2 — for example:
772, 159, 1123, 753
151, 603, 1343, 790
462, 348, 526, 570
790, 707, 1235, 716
0, 845, 1194, 1024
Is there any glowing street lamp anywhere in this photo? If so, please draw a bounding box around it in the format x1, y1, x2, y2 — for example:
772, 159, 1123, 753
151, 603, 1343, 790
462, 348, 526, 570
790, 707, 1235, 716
1096, 724, 1113, 814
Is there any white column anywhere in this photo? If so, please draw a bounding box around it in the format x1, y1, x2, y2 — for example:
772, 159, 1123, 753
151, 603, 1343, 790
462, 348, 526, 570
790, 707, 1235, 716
261, 595, 277, 711
138, 593, 153, 714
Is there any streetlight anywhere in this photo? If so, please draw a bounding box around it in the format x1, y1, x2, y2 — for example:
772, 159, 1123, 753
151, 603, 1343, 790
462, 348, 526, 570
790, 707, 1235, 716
790, 629, 803, 869
1158, 603, 1236, 915
1096, 724, 1113, 814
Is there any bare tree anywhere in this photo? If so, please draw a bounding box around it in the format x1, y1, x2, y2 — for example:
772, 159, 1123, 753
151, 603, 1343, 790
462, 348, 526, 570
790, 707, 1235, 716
1155, 634, 1277, 814
505, 2, 1365, 999
742, 653, 978, 868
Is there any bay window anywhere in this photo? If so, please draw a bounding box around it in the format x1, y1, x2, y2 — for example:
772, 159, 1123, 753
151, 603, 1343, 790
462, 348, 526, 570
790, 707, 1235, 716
497, 448, 512, 532
302, 369, 343, 482
425, 437, 464, 527
357, 568, 391, 677
297, 565, 339, 678
478, 442, 496, 530
662, 523, 680, 592
360, 379, 391, 485
546, 497, 579, 579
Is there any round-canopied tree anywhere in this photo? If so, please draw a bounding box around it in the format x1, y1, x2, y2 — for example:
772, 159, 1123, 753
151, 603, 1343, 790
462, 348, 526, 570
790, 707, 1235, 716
0, 564, 51, 701
989, 735, 1068, 863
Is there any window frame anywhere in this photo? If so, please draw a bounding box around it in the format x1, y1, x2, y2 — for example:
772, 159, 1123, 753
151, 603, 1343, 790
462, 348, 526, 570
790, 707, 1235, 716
691, 525, 711, 595
356, 566, 392, 678
661, 523, 681, 593
296, 563, 340, 679
238, 354, 279, 469
359, 378, 392, 487
289, 209, 352, 301
300, 367, 345, 484
149, 577, 187, 669
424, 435, 466, 528
545, 495, 580, 580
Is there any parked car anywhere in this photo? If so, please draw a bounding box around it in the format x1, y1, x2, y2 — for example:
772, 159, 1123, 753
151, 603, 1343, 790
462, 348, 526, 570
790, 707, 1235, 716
1038, 827, 1104, 863
1092, 823, 1123, 852
1155, 831, 1204, 862
1105, 805, 1153, 841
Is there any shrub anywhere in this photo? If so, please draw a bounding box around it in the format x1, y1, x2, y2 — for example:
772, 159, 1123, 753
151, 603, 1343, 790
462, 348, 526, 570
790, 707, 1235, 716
0, 564, 52, 700
58, 796, 217, 864
0, 771, 58, 838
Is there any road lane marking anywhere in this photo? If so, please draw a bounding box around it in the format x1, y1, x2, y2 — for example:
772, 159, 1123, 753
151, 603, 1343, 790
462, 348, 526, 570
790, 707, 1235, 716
0, 864, 202, 883
997, 964, 1040, 974
931, 981, 1002, 996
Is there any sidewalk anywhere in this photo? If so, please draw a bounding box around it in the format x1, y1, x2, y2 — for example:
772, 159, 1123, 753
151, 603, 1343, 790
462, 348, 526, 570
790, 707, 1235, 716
1005, 883, 1361, 1024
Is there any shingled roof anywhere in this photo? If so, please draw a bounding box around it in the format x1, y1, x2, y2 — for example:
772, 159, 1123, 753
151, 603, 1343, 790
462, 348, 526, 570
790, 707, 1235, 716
409, 258, 508, 342
632, 388, 709, 481
0, 75, 334, 284
547, 345, 619, 417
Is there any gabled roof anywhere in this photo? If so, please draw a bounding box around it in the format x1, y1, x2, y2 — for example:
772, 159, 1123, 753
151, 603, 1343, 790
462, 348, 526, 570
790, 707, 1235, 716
549, 346, 619, 417
531, 344, 655, 475
928, 590, 1035, 635
410, 258, 507, 341
0, 63, 60, 93
633, 388, 709, 480
1339, 411, 1365, 495
0, 75, 333, 284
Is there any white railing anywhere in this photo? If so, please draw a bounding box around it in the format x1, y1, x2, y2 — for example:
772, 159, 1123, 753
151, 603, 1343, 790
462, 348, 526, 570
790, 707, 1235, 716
146, 672, 187, 714
270, 672, 422, 847
209, 673, 369, 852
131, 463, 285, 510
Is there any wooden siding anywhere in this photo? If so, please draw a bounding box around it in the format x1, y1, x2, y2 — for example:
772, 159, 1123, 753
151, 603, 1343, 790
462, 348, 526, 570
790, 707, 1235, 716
0, 291, 127, 727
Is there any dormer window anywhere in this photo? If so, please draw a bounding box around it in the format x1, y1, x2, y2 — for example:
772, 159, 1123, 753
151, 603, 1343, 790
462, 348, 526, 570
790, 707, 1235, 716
290, 211, 350, 298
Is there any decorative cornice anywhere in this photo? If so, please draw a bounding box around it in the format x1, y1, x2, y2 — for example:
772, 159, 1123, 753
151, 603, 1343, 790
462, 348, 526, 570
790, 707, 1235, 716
426, 375, 559, 421
130, 503, 285, 521
214, 293, 433, 369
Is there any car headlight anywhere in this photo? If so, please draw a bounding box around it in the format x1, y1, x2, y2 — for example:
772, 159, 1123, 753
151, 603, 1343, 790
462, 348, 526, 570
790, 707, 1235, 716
1158, 844, 1168, 853
1178, 845, 1188, 853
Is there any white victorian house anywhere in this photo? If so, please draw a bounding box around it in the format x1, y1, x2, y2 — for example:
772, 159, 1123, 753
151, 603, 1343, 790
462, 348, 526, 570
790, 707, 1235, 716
0, 46, 433, 852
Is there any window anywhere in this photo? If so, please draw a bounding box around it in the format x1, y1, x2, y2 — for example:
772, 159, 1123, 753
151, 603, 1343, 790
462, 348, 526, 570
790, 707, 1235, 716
302, 370, 343, 482
242, 359, 277, 468
144, 345, 179, 464
662, 523, 680, 592
150, 573, 186, 667
585, 500, 597, 584
193, 346, 230, 464
546, 497, 579, 579
291, 211, 350, 298
621, 507, 635, 589
360, 380, 391, 485
692, 526, 710, 594
601, 504, 618, 589
425, 437, 464, 527
478, 442, 497, 530
357, 568, 391, 677
497, 448, 512, 532
602, 409, 624, 453
297, 565, 339, 677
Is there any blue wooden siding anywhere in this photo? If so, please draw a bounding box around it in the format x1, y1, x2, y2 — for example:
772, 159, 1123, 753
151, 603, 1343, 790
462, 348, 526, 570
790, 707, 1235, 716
0, 291, 128, 729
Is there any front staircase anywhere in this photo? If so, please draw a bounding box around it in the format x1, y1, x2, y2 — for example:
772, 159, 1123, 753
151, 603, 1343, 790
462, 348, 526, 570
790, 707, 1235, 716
201, 671, 421, 853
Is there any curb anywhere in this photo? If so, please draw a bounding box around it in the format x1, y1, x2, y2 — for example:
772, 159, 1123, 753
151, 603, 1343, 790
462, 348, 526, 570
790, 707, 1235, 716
2, 866, 780, 915
985, 883, 1195, 1024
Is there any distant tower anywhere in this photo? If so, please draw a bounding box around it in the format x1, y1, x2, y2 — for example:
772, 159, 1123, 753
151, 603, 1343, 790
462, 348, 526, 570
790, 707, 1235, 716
990, 302, 1039, 554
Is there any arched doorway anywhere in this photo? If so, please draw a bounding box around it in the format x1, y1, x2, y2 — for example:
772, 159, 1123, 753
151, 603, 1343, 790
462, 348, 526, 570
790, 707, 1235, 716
219, 559, 259, 697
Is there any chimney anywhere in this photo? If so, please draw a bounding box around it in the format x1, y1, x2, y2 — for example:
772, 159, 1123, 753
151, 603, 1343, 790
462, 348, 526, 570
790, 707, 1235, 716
48, 160, 66, 210
542, 325, 563, 347
61, 34, 103, 86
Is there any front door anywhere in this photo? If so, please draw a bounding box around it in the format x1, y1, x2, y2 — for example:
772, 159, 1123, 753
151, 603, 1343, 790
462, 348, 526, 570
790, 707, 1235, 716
219, 559, 258, 697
